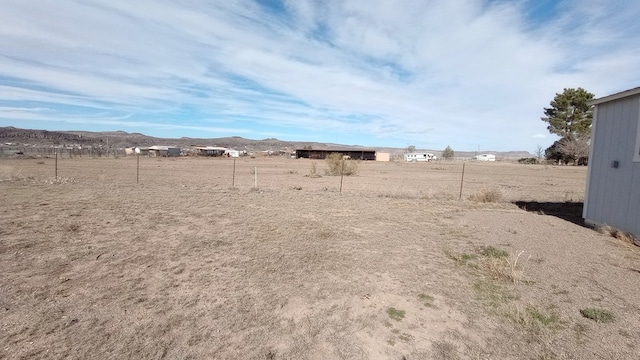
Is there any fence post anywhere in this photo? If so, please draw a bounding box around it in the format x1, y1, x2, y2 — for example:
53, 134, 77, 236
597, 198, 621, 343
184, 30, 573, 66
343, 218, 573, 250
339, 159, 345, 193
55, 151, 58, 178
232, 159, 236, 187
459, 161, 466, 200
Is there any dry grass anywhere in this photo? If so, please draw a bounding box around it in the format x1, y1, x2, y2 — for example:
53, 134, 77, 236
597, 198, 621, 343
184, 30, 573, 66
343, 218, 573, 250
483, 249, 531, 285
469, 189, 503, 203
598, 224, 640, 247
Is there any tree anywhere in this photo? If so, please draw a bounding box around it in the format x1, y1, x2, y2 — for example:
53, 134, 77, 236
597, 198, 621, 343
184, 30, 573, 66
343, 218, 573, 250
407, 145, 416, 153
442, 145, 454, 160
545, 140, 574, 165
556, 136, 589, 165
534, 144, 544, 162
541, 88, 595, 139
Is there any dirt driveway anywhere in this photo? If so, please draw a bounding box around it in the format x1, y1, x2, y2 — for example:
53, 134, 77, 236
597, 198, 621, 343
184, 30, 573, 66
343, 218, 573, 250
1, 157, 638, 359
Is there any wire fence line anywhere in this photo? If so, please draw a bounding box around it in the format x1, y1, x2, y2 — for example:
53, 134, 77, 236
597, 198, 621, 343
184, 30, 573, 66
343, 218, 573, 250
0, 156, 587, 202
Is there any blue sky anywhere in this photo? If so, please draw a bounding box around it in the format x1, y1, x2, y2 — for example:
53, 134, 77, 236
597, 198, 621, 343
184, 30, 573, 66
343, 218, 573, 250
1, 0, 640, 151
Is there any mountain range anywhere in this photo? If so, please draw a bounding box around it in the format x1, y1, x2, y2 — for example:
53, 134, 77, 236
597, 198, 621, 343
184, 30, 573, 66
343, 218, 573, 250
0, 126, 534, 159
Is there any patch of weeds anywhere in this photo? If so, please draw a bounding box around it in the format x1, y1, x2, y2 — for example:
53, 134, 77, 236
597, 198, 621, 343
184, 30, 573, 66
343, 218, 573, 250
444, 248, 478, 268
387, 307, 405, 321
398, 332, 414, 343
288, 169, 298, 174
305, 161, 321, 178
474, 279, 519, 311
418, 293, 435, 307
382, 320, 393, 328
553, 289, 570, 296
505, 305, 562, 331
45, 177, 76, 185
580, 308, 615, 323
528, 307, 560, 327
391, 328, 400, 334
482, 249, 531, 284
481, 246, 509, 258
469, 189, 503, 203
431, 340, 459, 360
386, 338, 396, 346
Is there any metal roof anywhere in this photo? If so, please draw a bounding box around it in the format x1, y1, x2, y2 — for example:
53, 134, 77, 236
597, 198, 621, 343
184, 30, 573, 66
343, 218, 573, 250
589, 86, 640, 106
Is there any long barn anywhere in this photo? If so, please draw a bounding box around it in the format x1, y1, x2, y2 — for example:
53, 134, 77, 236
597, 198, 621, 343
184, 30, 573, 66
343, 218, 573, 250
295, 149, 377, 160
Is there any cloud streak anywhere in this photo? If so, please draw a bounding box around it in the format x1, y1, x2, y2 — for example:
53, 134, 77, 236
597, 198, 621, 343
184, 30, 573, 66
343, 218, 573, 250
1, 0, 639, 150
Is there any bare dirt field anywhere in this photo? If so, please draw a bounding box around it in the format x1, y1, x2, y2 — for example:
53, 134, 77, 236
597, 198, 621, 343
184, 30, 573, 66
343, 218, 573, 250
1, 156, 639, 359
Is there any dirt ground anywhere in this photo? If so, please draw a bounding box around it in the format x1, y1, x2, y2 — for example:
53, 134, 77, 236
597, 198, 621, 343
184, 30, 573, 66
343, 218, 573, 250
1, 156, 638, 359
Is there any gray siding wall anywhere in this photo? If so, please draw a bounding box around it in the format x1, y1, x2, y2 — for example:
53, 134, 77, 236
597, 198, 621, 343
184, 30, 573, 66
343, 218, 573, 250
584, 95, 640, 236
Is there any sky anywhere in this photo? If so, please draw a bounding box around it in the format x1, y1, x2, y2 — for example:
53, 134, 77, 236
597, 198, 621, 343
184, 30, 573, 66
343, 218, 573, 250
1, 0, 640, 152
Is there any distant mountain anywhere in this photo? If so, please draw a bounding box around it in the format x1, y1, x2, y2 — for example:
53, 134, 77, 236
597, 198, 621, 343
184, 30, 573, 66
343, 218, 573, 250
0, 126, 533, 159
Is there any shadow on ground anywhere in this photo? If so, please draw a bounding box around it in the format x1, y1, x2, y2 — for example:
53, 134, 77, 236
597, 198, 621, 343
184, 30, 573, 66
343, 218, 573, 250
513, 201, 588, 228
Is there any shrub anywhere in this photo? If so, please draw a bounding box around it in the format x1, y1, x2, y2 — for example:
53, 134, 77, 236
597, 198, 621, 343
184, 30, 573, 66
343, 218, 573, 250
324, 153, 358, 176
442, 145, 454, 160
469, 189, 503, 203
580, 308, 614, 323
305, 161, 321, 178
518, 157, 538, 164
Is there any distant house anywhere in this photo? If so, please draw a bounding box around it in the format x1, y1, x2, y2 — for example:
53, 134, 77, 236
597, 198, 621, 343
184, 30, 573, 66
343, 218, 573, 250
583, 86, 640, 237
225, 149, 241, 158
192, 146, 227, 157
404, 153, 436, 162
475, 154, 496, 161
148, 145, 181, 157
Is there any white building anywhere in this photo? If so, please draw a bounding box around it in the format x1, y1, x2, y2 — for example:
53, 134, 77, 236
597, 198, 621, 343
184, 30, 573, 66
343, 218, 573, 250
225, 149, 241, 158
475, 154, 496, 161
583, 86, 640, 237
405, 153, 436, 162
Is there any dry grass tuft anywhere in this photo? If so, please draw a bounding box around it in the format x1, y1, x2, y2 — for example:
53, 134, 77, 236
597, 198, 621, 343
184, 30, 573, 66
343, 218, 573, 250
483, 250, 531, 284
305, 161, 322, 178
506, 304, 562, 330
0, 170, 36, 183
598, 225, 640, 247
469, 189, 503, 203
44, 177, 76, 185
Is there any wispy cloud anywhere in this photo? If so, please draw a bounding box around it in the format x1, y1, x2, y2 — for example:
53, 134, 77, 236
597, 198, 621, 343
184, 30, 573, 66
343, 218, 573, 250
1, 0, 639, 150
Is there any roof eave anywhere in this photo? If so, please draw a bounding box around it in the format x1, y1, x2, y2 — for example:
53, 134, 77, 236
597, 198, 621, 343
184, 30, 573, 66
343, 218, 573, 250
588, 86, 640, 106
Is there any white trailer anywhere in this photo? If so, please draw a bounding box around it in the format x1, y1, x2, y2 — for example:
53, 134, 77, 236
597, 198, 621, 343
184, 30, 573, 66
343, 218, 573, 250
475, 154, 496, 161
405, 153, 436, 162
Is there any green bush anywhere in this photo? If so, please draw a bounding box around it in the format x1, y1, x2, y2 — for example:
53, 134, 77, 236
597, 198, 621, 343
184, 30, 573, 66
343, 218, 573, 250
518, 157, 538, 164
325, 153, 358, 176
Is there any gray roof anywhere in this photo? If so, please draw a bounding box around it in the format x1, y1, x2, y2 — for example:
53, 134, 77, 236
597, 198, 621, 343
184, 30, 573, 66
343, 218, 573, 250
589, 86, 640, 106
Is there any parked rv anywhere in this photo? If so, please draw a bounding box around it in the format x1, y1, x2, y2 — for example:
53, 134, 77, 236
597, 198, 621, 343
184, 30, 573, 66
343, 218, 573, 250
475, 154, 496, 161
